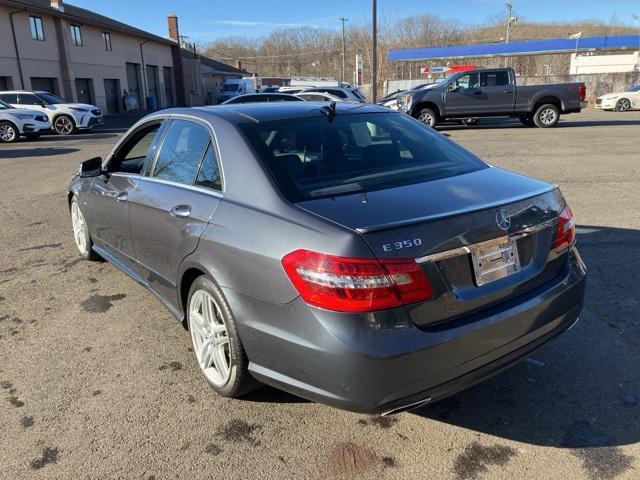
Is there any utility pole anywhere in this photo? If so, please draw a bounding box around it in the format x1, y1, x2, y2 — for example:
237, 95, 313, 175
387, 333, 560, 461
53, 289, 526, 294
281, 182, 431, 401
372, 0, 378, 102
340, 17, 348, 83
505, 1, 517, 67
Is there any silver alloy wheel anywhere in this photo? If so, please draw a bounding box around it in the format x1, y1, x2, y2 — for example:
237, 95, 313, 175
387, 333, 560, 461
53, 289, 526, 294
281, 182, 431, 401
418, 111, 435, 127
189, 289, 231, 387
71, 201, 88, 254
616, 99, 631, 112
54, 116, 74, 135
539, 108, 557, 125
0, 123, 17, 142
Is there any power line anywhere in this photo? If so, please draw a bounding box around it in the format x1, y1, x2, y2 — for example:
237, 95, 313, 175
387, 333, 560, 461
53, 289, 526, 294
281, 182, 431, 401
206, 48, 343, 61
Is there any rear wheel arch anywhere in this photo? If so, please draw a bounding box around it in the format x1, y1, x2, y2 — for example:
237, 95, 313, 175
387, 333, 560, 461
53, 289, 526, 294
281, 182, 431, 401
179, 267, 209, 324
532, 95, 562, 113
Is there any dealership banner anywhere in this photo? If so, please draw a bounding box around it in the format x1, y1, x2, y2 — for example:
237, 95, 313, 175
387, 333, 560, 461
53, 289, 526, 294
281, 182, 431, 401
420, 65, 477, 74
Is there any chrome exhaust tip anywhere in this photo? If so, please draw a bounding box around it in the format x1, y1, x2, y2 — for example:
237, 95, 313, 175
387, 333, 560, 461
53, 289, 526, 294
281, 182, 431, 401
380, 397, 431, 416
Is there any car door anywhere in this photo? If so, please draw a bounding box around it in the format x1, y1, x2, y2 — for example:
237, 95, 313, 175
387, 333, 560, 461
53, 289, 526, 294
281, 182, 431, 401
443, 72, 484, 116
479, 70, 514, 113
128, 118, 223, 303
84, 119, 165, 270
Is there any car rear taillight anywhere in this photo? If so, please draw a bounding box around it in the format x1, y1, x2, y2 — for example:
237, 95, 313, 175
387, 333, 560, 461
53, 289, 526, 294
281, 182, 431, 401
281, 249, 433, 312
555, 206, 576, 252
578, 84, 586, 102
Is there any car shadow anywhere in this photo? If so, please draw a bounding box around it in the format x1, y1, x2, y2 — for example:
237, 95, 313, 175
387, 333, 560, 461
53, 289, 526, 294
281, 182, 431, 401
410, 225, 640, 450
35, 133, 120, 141
438, 118, 640, 130
0, 147, 80, 158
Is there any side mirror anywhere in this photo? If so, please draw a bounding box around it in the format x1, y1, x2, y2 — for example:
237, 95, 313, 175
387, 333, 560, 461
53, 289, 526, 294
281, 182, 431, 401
447, 84, 458, 92
80, 157, 104, 178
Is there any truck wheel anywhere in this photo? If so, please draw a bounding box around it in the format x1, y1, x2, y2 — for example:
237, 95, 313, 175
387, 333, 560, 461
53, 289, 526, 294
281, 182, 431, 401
417, 108, 438, 128
615, 98, 631, 112
533, 104, 560, 128
519, 115, 534, 127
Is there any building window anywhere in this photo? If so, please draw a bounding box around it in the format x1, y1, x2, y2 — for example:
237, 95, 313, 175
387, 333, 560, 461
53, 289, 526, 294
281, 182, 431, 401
70, 24, 82, 46
29, 16, 45, 41
102, 32, 112, 51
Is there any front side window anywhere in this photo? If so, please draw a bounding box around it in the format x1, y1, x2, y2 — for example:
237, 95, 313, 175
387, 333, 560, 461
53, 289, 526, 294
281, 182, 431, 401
35, 92, 64, 104
482, 71, 509, 87
70, 24, 82, 46
456, 73, 480, 90
29, 16, 45, 41
153, 120, 211, 184
240, 112, 486, 202
18, 94, 43, 106
102, 32, 112, 51
627, 84, 640, 92
108, 122, 161, 174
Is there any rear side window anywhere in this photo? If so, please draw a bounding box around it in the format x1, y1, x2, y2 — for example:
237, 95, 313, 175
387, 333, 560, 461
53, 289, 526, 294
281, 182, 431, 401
482, 71, 509, 87
195, 143, 222, 191
18, 94, 42, 105
240, 112, 486, 202
0, 93, 18, 104
153, 120, 210, 184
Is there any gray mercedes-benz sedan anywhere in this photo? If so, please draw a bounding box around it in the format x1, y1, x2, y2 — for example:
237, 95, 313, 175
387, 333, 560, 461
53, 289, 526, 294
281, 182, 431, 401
68, 103, 586, 415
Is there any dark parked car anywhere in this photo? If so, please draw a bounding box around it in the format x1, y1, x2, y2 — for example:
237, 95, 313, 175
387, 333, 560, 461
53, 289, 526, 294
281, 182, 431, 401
68, 103, 586, 414
397, 67, 587, 128
222, 93, 303, 104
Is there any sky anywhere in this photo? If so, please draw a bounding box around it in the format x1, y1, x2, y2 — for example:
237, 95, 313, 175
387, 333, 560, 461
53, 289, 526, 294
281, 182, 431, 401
68, 0, 640, 45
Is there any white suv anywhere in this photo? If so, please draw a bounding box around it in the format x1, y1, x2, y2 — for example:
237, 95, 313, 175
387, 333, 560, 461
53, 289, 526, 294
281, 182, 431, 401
0, 90, 103, 136
0, 99, 51, 143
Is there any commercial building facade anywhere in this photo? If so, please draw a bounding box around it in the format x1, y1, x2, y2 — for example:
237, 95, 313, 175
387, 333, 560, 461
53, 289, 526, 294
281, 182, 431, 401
0, 0, 180, 113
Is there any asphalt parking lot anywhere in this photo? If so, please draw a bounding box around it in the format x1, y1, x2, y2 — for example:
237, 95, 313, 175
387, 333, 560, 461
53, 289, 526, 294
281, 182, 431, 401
1, 109, 639, 479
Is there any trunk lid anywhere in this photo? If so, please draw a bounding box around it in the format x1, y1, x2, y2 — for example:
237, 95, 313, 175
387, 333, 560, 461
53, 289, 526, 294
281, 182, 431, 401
297, 167, 567, 326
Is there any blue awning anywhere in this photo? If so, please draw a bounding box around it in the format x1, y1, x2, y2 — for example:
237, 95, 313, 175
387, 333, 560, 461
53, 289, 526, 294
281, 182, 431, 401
388, 35, 640, 61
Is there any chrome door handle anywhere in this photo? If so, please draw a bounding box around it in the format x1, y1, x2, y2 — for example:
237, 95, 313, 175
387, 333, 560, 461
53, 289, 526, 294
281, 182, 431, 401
170, 205, 191, 218
115, 191, 128, 202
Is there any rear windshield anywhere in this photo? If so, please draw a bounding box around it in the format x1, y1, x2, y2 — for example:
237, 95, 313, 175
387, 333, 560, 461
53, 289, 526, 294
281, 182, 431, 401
240, 112, 486, 202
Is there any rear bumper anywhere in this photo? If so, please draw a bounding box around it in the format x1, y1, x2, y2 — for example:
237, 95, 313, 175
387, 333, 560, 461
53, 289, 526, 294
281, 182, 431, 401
229, 247, 586, 414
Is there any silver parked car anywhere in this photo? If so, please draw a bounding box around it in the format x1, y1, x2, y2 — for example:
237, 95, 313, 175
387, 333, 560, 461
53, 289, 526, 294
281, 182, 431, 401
68, 103, 585, 414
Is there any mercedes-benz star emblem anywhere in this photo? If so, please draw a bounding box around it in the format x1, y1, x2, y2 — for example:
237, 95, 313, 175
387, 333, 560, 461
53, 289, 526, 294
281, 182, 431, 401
496, 208, 511, 231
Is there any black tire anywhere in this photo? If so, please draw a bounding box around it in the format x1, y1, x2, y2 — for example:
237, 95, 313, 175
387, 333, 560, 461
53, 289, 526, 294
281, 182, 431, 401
533, 103, 560, 128
519, 115, 534, 127
416, 108, 438, 128
615, 98, 631, 112
0, 121, 20, 143
187, 276, 260, 398
461, 118, 478, 126
53, 115, 75, 135
25, 133, 41, 141
70, 195, 100, 261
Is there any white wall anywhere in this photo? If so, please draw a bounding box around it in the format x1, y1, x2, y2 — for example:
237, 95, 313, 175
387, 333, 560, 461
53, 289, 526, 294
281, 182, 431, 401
570, 52, 640, 74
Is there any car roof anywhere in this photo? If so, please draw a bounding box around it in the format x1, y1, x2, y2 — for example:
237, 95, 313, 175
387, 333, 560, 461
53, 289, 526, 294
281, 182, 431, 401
156, 102, 389, 124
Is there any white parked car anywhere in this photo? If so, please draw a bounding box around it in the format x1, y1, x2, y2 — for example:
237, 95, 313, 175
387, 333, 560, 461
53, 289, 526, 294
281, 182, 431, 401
595, 84, 640, 112
0, 99, 51, 143
0, 90, 103, 135
296, 92, 352, 103
300, 86, 367, 103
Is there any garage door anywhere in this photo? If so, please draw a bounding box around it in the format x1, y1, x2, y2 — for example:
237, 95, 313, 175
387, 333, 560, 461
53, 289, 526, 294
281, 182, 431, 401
163, 67, 174, 107
31, 77, 59, 95
126, 63, 141, 109
0, 77, 13, 91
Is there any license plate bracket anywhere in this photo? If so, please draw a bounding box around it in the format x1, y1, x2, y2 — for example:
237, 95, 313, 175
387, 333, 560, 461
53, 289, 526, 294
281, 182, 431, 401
470, 236, 521, 286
